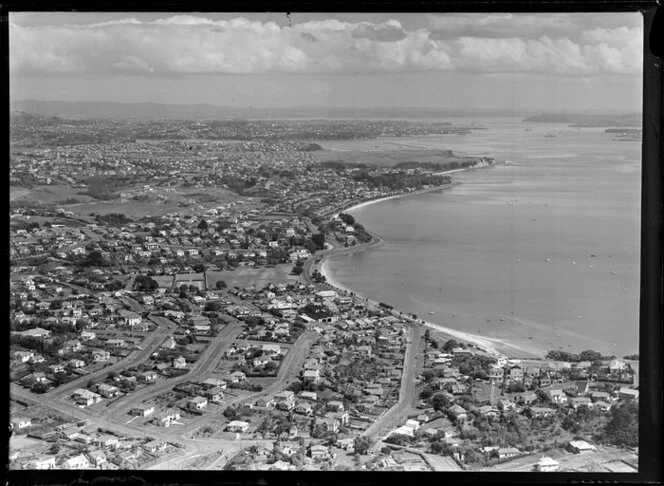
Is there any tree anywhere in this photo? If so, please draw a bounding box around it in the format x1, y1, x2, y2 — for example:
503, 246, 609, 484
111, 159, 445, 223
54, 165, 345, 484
420, 385, 435, 399
216, 280, 227, 290
338, 213, 355, 226
80, 250, 108, 268
291, 266, 304, 276
602, 401, 639, 447
133, 275, 158, 292
432, 392, 452, 411
197, 219, 208, 231
106, 280, 124, 291
311, 233, 326, 250
204, 301, 222, 312
579, 350, 603, 362
353, 436, 371, 455
192, 263, 205, 273
442, 339, 459, 352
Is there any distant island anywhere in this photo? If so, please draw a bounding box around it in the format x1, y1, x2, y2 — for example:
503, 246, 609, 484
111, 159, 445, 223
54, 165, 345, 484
523, 113, 641, 128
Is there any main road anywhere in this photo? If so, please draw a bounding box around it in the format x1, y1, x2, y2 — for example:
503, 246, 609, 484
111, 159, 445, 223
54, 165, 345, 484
361, 323, 423, 439
45, 314, 177, 400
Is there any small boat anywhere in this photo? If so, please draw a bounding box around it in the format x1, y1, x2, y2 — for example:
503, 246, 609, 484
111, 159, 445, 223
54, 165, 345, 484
428, 311, 436, 315
545, 131, 559, 138
571, 261, 577, 265
545, 258, 551, 262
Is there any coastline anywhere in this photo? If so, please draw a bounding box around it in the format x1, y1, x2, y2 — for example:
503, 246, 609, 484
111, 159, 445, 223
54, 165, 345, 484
307, 162, 545, 360
326, 163, 494, 219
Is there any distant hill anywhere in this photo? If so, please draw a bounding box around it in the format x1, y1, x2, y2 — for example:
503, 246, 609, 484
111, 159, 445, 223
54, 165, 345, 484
11, 100, 533, 120
523, 113, 641, 127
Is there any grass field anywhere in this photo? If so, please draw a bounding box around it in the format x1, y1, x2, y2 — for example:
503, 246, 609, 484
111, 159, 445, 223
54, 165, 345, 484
207, 264, 299, 289
10, 183, 245, 219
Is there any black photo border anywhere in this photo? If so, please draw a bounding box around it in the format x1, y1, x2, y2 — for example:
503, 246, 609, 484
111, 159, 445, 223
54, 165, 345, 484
1, 1, 661, 485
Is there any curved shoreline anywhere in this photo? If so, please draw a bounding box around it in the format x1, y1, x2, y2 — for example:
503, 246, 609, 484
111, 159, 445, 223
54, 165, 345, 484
304, 164, 545, 359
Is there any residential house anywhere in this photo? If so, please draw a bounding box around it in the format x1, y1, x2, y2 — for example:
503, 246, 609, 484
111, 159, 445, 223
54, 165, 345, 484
569, 397, 593, 410
489, 365, 504, 383
143, 440, 167, 454
156, 409, 181, 427
535, 457, 560, 472
20, 328, 51, 339
118, 310, 142, 327
96, 383, 120, 398
93, 350, 111, 362
255, 397, 275, 409
230, 371, 246, 382
95, 434, 119, 449
609, 359, 627, 373
299, 391, 318, 401
274, 390, 296, 411
204, 387, 224, 403
546, 388, 568, 405
72, 388, 102, 406
517, 392, 538, 405
161, 336, 178, 349
448, 404, 468, 421
31, 456, 57, 469
131, 404, 155, 417
12, 417, 32, 429
529, 406, 556, 418
139, 370, 158, 383
327, 400, 345, 412
64, 454, 91, 469
497, 447, 521, 459
476, 405, 500, 418
303, 369, 320, 383
188, 396, 208, 411
80, 331, 96, 341
226, 420, 250, 433
618, 387, 639, 400
87, 450, 107, 467
68, 358, 86, 369
13, 350, 34, 364
309, 444, 331, 460
173, 356, 187, 369
294, 402, 314, 416
567, 440, 597, 454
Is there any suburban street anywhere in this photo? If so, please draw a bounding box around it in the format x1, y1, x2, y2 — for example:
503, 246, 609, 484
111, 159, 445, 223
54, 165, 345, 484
362, 323, 423, 439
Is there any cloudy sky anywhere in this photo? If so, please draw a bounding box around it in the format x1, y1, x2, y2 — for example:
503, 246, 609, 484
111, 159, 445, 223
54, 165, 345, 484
10, 12, 643, 112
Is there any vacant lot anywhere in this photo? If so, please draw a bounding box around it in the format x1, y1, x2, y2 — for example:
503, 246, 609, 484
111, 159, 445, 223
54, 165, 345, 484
479, 445, 638, 472
11, 184, 96, 205
207, 264, 299, 289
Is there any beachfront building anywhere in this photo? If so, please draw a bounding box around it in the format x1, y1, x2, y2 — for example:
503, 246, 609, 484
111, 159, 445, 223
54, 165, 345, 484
535, 457, 560, 472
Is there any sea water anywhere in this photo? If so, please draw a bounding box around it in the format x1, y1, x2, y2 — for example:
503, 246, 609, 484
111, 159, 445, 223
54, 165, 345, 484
321, 117, 641, 357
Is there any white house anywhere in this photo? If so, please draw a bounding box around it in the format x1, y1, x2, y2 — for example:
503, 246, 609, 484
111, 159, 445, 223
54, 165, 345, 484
226, 420, 250, 433
535, 456, 560, 472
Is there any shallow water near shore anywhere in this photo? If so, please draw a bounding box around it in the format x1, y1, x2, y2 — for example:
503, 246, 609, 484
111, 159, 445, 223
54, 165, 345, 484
321, 117, 641, 358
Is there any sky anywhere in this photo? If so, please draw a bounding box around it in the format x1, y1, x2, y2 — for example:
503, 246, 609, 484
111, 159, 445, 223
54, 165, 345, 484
9, 12, 644, 112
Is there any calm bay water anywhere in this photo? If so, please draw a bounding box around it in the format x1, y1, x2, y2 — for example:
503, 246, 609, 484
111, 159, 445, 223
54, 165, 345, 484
321, 117, 641, 357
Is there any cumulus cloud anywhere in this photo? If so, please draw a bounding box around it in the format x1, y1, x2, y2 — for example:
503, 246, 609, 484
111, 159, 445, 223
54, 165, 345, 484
9, 14, 642, 77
